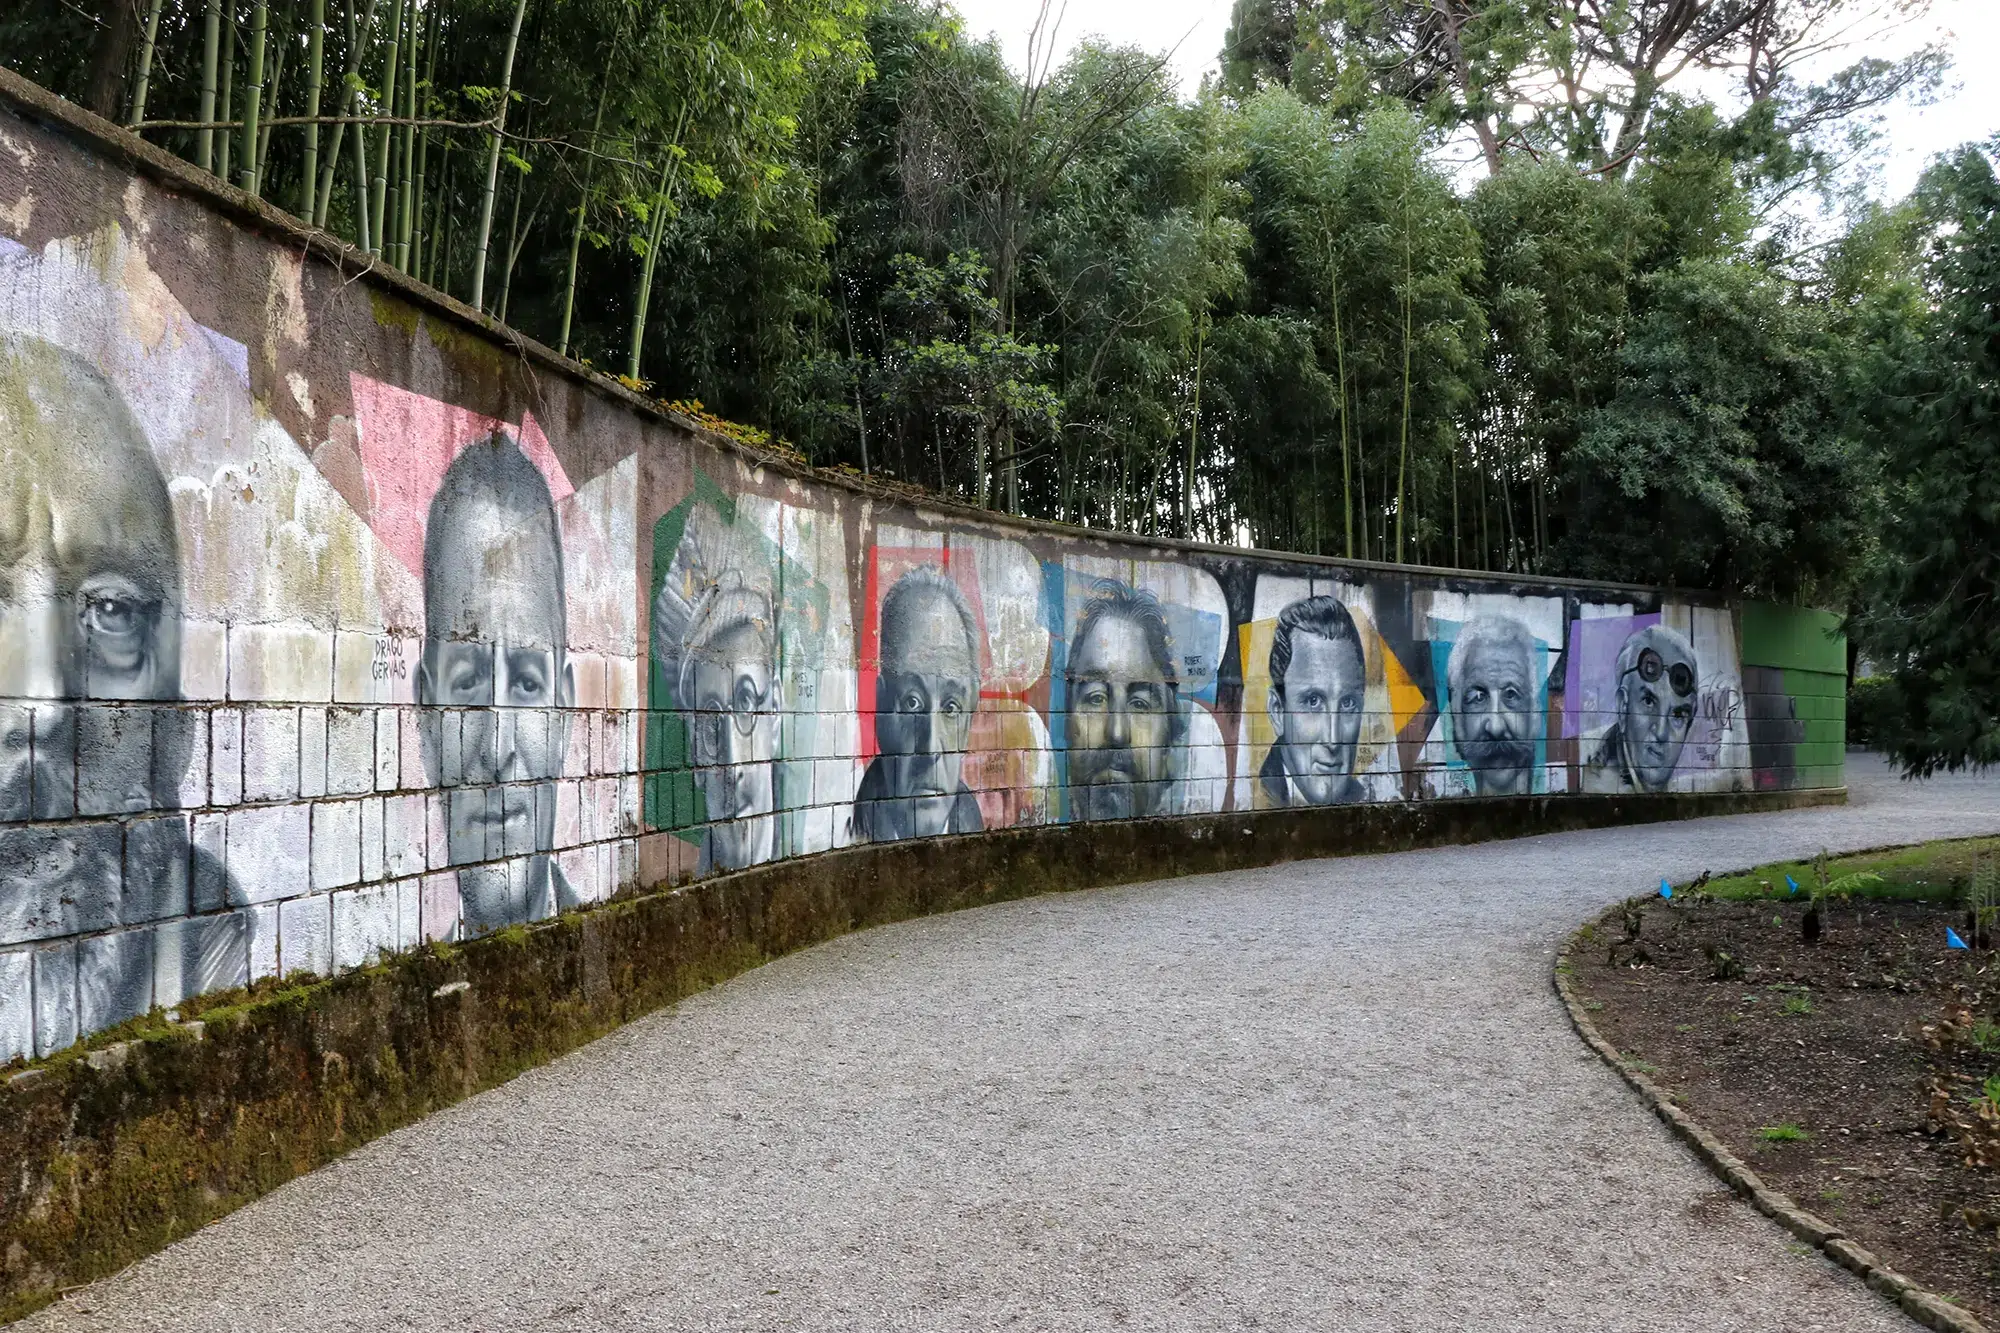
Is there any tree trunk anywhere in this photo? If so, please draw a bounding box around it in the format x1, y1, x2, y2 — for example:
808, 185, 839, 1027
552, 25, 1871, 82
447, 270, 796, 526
85, 0, 142, 122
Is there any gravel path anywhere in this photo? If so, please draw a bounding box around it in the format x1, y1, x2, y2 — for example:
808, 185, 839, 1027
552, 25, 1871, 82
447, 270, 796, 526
22, 755, 2000, 1333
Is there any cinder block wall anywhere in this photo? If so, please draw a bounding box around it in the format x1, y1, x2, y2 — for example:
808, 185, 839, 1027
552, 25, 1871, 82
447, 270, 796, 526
0, 71, 1848, 1067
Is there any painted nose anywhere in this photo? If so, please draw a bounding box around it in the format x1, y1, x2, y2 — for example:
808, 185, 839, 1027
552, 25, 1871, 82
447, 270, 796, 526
0, 566, 67, 700
1105, 702, 1130, 748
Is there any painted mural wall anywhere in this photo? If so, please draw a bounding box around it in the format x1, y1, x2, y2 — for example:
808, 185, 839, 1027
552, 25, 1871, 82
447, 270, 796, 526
0, 90, 1844, 1063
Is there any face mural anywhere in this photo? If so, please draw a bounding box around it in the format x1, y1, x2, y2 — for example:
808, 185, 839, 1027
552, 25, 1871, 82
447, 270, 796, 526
1591, 624, 1700, 792
673, 576, 780, 871
0, 333, 243, 1039
1261, 596, 1366, 806
1064, 580, 1187, 821
416, 432, 577, 936
857, 567, 983, 841
1446, 617, 1541, 796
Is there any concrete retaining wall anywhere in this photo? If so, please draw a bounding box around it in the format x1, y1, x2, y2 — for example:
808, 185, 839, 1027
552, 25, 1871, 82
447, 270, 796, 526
0, 65, 1845, 1065
0, 67, 1851, 1318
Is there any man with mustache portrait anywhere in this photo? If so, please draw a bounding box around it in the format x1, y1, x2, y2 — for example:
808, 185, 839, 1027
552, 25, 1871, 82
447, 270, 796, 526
416, 431, 578, 937
1446, 615, 1542, 797
1064, 580, 1187, 822
855, 566, 983, 842
1259, 595, 1366, 807
0, 334, 241, 1044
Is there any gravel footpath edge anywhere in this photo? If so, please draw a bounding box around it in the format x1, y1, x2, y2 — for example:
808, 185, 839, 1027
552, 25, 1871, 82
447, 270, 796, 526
1554, 914, 1987, 1333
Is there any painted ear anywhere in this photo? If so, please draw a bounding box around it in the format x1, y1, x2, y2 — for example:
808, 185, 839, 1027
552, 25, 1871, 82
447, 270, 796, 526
1266, 686, 1284, 724
556, 655, 576, 710
414, 654, 435, 708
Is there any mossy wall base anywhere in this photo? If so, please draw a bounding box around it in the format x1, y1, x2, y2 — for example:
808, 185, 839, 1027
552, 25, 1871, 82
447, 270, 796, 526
0, 783, 1839, 1322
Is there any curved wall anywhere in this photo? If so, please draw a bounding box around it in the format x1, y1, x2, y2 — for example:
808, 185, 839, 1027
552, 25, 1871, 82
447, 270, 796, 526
0, 70, 1844, 1066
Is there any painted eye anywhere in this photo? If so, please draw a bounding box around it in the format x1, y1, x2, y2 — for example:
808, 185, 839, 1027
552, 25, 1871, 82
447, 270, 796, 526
941, 697, 962, 716
900, 691, 925, 713
1299, 690, 1326, 711
1339, 693, 1361, 714
1671, 705, 1695, 727
83, 594, 141, 637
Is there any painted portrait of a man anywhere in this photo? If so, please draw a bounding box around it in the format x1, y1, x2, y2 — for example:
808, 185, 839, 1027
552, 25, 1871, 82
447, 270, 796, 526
855, 566, 983, 842
1589, 624, 1699, 793
0, 333, 240, 1038
1064, 580, 1187, 822
1446, 616, 1541, 797
1259, 595, 1365, 807
416, 431, 577, 936
672, 573, 780, 872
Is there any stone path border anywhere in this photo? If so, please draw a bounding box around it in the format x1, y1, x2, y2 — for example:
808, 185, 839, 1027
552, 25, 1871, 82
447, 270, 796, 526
1555, 916, 1987, 1333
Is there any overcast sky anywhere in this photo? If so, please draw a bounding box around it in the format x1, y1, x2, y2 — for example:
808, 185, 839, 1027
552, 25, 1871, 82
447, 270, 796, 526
948, 0, 2000, 202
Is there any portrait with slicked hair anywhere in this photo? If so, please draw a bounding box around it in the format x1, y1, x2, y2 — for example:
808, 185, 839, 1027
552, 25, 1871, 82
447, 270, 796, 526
1261, 595, 1367, 807
855, 565, 984, 842
416, 429, 578, 937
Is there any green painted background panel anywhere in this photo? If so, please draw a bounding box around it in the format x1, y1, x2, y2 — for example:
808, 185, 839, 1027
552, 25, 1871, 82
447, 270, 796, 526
1741, 602, 1847, 674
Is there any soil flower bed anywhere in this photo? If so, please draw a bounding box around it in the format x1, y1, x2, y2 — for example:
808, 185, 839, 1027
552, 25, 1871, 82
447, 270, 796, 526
1569, 837, 2000, 1323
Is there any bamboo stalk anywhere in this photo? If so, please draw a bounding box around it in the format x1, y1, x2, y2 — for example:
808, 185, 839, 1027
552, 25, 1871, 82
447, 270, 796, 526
395, 0, 421, 267
299, 0, 324, 218
238, 0, 267, 195
216, 21, 235, 182
198, 0, 222, 169
557, 48, 616, 356
368, 0, 404, 254
314, 0, 380, 227
408, 0, 439, 276
128, 0, 167, 128
468, 0, 530, 312
252, 4, 292, 197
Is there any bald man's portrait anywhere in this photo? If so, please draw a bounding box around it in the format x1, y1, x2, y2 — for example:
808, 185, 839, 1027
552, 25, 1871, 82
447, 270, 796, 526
1446, 616, 1542, 797
0, 333, 240, 1037
1260, 595, 1365, 807
855, 566, 983, 842
416, 431, 578, 937
1064, 580, 1187, 822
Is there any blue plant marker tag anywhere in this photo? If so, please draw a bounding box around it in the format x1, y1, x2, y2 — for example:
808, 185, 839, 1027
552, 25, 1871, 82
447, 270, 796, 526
1786, 875, 1800, 895
1948, 927, 1970, 950
1660, 879, 1672, 899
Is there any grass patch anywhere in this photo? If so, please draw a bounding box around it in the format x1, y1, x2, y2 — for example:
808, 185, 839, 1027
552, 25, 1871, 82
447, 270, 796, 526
1692, 836, 2000, 905
1759, 1122, 1810, 1143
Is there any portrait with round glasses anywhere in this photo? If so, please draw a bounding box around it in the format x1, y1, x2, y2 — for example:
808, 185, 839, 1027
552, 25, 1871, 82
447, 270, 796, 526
1586, 623, 1700, 792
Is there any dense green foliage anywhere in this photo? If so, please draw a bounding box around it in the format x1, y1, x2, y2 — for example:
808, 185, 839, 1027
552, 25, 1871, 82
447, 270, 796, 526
1848, 141, 2000, 774
5, 0, 1994, 766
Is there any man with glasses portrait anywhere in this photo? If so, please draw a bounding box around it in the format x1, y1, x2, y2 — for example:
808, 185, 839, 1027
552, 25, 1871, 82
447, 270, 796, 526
674, 575, 781, 873
1586, 624, 1700, 793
